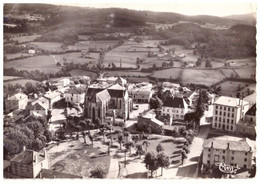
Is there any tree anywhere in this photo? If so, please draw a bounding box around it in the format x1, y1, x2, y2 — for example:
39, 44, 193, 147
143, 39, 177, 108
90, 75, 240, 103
88, 133, 94, 146
118, 134, 123, 150
149, 96, 163, 109
157, 152, 170, 176
156, 144, 164, 153
90, 164, 106, 178
46, 110, 52, 123
144, 152, 159, 178
125, 141, 134, 155
142, 140, 150, 153
43, 129, 52, 143
205, 60, 212, 68
169, 60, 174, 67
82, 131, 86, 143
181, 150, 187, 165
136, 144, 144, 159
152, 63, 157, 70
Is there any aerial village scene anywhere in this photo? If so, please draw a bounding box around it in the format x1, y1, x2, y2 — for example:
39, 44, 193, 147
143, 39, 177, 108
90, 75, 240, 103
2, 2, 257, 180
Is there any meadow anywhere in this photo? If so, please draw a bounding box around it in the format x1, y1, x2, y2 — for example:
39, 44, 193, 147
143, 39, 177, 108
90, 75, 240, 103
29, 42, 63, 51
11, 34, 41, 43
4, 78, 40, 86
151, 68, 182, 80
4, 55, 61, 73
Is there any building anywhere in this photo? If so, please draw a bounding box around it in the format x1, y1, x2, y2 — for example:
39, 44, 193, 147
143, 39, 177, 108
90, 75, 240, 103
97, 77, 127, 87
212, 96, 251, 132
26, 101, 48, 116
9, 149, 49, 178
202, 136, 255, 169
43, 91, 62, 109
236, 104, 256, 137
128, 82, 154, 103
48, 77, 70, 87
85, 82, 132, 123
5, 93, 28, 113
65, 86, 86, 105
137, 109, 164, 134
161, 97, 188, 122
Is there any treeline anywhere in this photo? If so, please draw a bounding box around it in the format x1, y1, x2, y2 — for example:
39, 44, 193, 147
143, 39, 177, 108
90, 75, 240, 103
4, 116, 52, 155
35, 32, 79, 45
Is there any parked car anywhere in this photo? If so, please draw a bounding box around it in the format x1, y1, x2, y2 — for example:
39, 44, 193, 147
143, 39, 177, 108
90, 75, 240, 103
133, 105, 139, 110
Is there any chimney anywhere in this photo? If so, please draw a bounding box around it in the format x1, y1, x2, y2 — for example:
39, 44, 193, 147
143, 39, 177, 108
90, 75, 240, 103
227, 143, 230, 150
33, 155, 38, 163
23, 146, 26, 151
211, 142, 213, 148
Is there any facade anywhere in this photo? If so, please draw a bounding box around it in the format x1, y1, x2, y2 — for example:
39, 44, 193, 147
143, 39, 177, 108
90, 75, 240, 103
85, 83, 131, 123
202, 136, 255, 169
137, 109, 164, 134
212, 96, 251, 132
128, 82, 154, 103
9, 149, 49, 178
5, 93, 28, 113
26, 102, 48, 116
48, 77, 70, 87
161, 97, 188, 121
43, 91, 62, 109
65, 86, 85, 104
236, 104, 256, 137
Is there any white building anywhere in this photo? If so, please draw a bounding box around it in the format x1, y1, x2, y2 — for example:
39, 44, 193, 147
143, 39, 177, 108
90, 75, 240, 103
5, 93, 28, 113
65, 86, 85, 104
161, 97, 188, 121
202, 136, 255, 169
43, 91, 62, 109
27, 102, 48, 116
212, 96, 250, 132
128, 82, 154, 103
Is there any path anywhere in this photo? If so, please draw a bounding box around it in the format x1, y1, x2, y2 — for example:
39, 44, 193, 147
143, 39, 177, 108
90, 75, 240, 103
50, 55, 58, 65
107, 158, 119, 179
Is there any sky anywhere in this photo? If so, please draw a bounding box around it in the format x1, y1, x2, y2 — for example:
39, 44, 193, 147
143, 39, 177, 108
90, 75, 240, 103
52, 0, 257, 17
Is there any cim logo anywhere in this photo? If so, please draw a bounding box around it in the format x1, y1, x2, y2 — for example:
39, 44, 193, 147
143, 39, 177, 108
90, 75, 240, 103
215, 162, 240, 174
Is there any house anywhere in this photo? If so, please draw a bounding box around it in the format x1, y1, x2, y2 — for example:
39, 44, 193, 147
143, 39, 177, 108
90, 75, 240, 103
97, 77, 127, 87
212, 96, 250, 132
43, 91, 62, 109
236, 104, 256, 137
48, 77, 70, 87
28, 49, 36, 54
65, 86, 85, 105
5, 92, 28, 113
85, 82, 132, 123
137, 109, 164, 134
202, 136, 255, 169
128, 82, 154, 103
26, 101, 48, 116
161, 97, 188, 122
9, 148, 49, 178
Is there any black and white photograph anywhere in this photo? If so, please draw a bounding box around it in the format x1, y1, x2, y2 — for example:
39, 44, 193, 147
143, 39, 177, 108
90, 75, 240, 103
2, 0, 258, 181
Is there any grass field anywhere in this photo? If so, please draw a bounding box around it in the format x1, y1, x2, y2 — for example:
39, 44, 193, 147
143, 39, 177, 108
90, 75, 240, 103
220, 68, 237, 78
4, 79, 40, 86
4, 55, 61, 73
3, 76, 23, 81
218, 81, 250, 97
29, 42, 63, 51
5, 53, 35, 60
11, 34, 41, 43
235, 68, 256, 79
54, 52, 99, 66
104, 71, 151, 78
181, 69, 224, 86
227, 58, 256, 67
151, 68, 182, 80
69, 69, 99, 79
68, 40, 119, 51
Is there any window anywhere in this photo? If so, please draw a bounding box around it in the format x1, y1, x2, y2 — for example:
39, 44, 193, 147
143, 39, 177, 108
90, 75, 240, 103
232, 108, 235, 112
232, 113, 234, 117
215, 123, 217, 127
224, 107, 226, 111
223, 112, 226, 116
220, 106, 222, 110
207, 160, 210, 164
228, 107, 230, 111
208, 154, 210, 158
223, 118, 225, 123
232, 151, 235, 155
231, 126, 233, 130
231, 157, 234, 160
227, 119, 229, 123
220, 111, 222, 115
222, 156, 225, 159
250, 117, 253, 122
228, 113, 230, 117
215, 116, 218, 120
244, 158, 247, 162
245, 152, 248, 155
223, 150, 225, 153
219, 124, 221, 128
219, 117, 221, 121
208, 149, 211, 152
244, 165, 247, 168
176, 110, 179, 113
226, 126, 229, 130
216, 106, 218, 109
167, 109, 169, 112
216, 149, 219, 152
231, 120, 234, 124
215, 111, 218, 114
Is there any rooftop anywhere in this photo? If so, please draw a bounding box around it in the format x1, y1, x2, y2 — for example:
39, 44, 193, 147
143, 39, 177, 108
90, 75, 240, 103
66, 86, 85, 94
96, 89, 111, 102
214, 96, 248, 107
203, 136, 255, 152
11, 149, 46, 165
246, 104, 256, 116
7, 93, 27, 101
163, 97, 186, 108
43, 91, 61, 100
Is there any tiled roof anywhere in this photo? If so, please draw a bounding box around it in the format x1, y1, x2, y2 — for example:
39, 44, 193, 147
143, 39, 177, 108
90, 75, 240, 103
32, 102, 48, 110
107, 89, 125, 98
246, 104, 256, 116
163, 97, 185, 108
43, 91, 61, 100
11, 149, 46, 165
66, 86, 85, 94
39, 169, 82, 179
203, 136, 254, 152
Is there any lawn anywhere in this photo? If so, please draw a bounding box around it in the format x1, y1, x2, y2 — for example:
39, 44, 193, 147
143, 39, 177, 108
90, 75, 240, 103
151, 68, 182, 80
227, 58, 256, 68
220, 68, 237, 78
11, 34, 41, 43
47, 140, 111, 178
69, 69, 99, 79
4, 55, 61, 73
3, 76, 22, 81
218, 80, 250, 97
68, 40, 120, 51
181, 69, 225, 86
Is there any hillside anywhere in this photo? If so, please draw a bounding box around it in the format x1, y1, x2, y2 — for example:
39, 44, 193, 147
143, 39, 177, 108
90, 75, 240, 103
225, 13, 256, 25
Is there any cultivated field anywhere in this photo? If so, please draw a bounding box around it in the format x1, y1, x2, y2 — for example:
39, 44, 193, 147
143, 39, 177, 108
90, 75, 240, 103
68, 40, 119, 51
3, 76, 23, 81
151, 68, 182, 80
104, 71, 151, 77
227, 58, 256, 67
69, 69, 99, 79
218, 80, 252, 97
11, 34, 41, 43
5, 53, 35, 60
4, 55, 61, 73
220, 68, 237, 78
